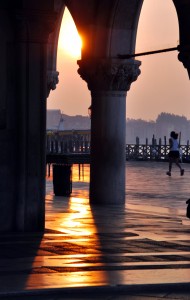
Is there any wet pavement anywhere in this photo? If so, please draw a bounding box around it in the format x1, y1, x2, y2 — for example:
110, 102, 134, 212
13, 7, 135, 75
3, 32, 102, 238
1, 161, 190, 299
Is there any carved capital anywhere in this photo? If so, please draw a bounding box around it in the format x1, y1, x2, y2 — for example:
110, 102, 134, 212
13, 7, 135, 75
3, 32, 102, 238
178, 45, 190, 79
47, 70, 59, 97
77, 58, 141, 92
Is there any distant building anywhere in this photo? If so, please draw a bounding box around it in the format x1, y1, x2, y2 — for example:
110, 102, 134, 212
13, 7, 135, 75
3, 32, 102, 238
47, 110, 190, 144
46, 109, 91, 131
46, 109, 64, 131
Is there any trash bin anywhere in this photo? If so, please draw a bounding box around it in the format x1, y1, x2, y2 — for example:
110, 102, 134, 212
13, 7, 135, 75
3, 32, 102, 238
53, 164, 72, 196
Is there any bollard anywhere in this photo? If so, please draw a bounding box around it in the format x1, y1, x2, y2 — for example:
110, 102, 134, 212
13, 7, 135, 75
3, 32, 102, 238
53, 164, 72, 196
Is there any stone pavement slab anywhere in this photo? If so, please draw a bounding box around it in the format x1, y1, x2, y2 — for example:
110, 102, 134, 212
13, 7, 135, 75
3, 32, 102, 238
0, 284, 190, 300
1, 162, 190, 299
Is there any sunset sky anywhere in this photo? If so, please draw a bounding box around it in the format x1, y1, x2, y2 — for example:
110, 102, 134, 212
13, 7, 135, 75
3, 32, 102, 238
47, 0, 190, 121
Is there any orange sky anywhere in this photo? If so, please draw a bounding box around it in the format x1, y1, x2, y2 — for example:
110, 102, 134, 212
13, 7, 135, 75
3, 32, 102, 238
47, 0, 190, 121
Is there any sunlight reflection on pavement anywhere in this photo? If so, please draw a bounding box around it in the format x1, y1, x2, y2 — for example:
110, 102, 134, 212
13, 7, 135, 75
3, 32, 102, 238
41, 162, 190, 289
1, 162, 190, 294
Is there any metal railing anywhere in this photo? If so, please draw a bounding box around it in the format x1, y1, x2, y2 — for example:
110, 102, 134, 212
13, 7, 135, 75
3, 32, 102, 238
46, 132, 190, 162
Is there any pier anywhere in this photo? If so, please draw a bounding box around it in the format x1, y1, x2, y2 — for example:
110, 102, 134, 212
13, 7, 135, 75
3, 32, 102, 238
46, 131, 190, 164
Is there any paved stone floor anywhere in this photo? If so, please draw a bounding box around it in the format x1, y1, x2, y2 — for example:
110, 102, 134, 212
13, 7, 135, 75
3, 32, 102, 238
1, 161, 190, 299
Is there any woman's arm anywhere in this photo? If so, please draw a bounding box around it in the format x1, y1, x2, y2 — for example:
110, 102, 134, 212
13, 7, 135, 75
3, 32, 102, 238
169, 138, 173, 149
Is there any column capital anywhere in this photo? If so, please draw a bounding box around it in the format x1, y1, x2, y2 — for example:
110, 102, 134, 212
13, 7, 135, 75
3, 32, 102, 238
178, 45, 190, 79
47, 70, 59, 98
77, 58, 141, 92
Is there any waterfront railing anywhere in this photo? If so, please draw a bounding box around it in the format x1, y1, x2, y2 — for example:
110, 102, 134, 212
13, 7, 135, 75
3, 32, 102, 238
46, 131, 190, 162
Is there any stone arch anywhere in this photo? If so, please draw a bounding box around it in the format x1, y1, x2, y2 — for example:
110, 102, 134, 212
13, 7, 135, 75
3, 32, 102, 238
107, 1, 143, 57
173, 0, 190, 77
47, 3, 65, 97
46, 1, 84, 98
64, 1, 143, 58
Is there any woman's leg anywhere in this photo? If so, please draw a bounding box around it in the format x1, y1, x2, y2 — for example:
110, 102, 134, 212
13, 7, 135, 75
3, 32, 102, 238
167, 158, 172, 175
175, 159, 182, 169
175, 159, 184, 175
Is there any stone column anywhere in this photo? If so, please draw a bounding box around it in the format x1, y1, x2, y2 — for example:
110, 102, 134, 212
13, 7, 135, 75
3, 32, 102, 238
78, 58, 141, 204
12, 10, 57, 231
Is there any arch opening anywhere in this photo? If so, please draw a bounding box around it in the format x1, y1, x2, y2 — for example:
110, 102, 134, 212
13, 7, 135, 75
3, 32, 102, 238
47, 7, 91, 118
127, 0, 190, 128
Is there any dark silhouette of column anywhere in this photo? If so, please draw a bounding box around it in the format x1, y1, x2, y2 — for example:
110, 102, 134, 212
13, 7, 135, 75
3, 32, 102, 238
12, 10, 57, 231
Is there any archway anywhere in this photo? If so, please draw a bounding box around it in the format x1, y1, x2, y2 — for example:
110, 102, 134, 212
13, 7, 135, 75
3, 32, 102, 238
47, 0, 190, 206
47, 7, 91, 116
127, 0, 190, 125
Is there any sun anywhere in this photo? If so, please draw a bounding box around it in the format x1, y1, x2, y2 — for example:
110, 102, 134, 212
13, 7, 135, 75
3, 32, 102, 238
58, 8, 82, 58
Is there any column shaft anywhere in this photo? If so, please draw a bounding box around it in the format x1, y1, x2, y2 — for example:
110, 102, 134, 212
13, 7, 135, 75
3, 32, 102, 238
90, 91, 126, 204
15, 41, 47, 231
